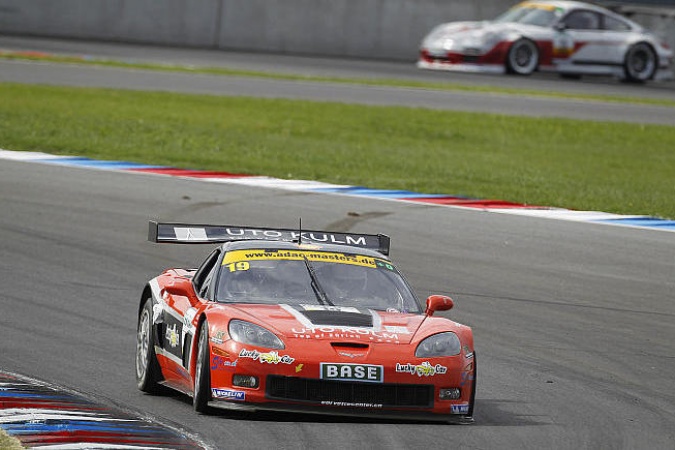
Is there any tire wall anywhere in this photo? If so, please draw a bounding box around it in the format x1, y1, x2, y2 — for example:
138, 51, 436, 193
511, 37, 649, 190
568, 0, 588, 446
0, 0, 672, 61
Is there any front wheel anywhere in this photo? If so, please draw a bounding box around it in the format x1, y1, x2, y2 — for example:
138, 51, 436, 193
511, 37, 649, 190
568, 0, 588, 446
193, 320, 212, 413
136, 297, 163, 393
624, 42, 657, 83
506, 39, 539, 75
467, 351, 477, 418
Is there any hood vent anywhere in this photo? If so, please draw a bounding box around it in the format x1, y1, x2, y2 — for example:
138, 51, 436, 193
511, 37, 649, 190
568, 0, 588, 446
300, 310, 373, 327
331, 342, 369, 349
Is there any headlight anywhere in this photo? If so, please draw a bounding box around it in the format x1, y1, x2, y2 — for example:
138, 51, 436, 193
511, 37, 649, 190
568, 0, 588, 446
441, 38, 455, 50
415, 332, 461, 357
228, 320, 284, 350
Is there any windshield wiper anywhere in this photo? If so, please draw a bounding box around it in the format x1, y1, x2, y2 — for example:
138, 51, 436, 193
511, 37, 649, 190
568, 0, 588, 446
302, 256, 335, 307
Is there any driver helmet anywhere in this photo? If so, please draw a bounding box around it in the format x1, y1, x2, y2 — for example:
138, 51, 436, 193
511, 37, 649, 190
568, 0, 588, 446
328, 264, 368, 296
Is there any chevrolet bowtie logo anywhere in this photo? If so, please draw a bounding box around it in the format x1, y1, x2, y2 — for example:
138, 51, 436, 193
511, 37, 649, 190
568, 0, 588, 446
338, 352, 361, 358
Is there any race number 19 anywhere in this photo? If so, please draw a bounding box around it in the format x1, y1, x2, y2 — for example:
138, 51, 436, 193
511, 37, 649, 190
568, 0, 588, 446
225, 262, 250, 272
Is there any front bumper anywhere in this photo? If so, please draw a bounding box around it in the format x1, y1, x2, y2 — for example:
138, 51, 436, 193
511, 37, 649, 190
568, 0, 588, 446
207, 396, 474, 424
417, 59, 505, 73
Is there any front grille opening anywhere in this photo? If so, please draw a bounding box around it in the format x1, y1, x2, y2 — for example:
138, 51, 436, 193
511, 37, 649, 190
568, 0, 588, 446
266, 375, 433, 408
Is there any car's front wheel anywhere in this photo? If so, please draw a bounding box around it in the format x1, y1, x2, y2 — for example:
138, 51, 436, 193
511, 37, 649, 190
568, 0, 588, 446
624, 42, 657, 82
193, 320, 212, 413
506, 39, 539, 75
136, 297, 163, 393
467, 351, 477, 418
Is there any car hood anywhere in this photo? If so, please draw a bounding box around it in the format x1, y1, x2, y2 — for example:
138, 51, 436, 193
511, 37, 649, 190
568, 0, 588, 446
222, 303, 436, 345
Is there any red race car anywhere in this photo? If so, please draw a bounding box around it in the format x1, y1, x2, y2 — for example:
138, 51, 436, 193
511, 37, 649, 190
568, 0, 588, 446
136, 221, 476, 422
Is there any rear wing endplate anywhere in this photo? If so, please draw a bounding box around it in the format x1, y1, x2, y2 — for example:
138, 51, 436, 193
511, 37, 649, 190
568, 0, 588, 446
148, 221, 390, 255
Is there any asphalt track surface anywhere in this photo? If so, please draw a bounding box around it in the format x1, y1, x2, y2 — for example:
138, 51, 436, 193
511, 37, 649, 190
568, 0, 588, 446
1, 37, 675, 449
1, 35, 675, 125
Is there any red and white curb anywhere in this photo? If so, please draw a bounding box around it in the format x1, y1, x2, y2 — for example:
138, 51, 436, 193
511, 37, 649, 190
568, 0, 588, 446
2, 149, 674, 233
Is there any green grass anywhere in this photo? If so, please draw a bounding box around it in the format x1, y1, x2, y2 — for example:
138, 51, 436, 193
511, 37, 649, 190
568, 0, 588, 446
2, 51, 675, 108
0, 429, 23, 450
2, 82, 675, 219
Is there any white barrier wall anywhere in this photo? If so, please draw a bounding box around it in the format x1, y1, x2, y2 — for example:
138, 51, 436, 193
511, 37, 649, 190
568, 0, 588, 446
216, 0, 508, 59
0, 0, 672, 61
0, 0, 222, 47
0, 0, 513, 60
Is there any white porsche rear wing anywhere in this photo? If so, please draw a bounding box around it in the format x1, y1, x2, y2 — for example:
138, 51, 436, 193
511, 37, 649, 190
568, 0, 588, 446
148, 221, 390, 256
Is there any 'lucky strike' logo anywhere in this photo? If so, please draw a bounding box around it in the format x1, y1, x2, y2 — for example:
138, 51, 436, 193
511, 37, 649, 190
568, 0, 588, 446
395, 361, 448, 377
239, 349, 295, 365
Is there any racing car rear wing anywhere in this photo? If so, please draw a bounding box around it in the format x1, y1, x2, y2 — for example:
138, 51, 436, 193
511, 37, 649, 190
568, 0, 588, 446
148, 221, 390, 255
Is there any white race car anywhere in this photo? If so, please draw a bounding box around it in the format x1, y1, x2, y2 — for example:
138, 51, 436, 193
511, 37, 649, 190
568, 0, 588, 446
417, 0, 673, 82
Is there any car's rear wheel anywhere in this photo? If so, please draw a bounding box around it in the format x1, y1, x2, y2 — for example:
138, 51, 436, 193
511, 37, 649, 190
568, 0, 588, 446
506, 39, 539, 75
193, 320, 212, 413
624, 42, 657, 82
136, 297, 163, 393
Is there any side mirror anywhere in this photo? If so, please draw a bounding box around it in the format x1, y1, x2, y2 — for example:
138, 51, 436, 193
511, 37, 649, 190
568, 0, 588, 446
163, 277, 199, 306
554, 22, 567, 32
425, 295, 454, 316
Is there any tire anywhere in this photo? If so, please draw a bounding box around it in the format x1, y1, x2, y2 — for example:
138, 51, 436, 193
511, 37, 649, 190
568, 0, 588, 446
467, 351, 477, 418
624, 42, 657, 83
193, 320, 212, 413
136, 297, 163, 393
506, 39, 539, 75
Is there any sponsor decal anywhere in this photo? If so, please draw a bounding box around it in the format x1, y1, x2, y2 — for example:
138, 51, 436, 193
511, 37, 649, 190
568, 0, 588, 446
321, 401, 383, 408
451, 403, 470, 414
223, 249, 376, 269
183, 307, 198, 328
395, 362, 448, 377
211, 228, 369, 247
212, 388, 246, 401
320, 363, 383, 383
152, 303, 164, 324
165, 324, 180, 348
175, 227, 208, 241
295, 363, 304, 373
463, 345, 474, 359
291, 326, 402, 343
338, 352, 362, 359
239, 349, 295, 365
383, 325, 411, 334
553, 33, 575, 58
211, 356, 238, 371
211, 330, 227, 345
301, 305, 360, 313
460, 362, 475, 387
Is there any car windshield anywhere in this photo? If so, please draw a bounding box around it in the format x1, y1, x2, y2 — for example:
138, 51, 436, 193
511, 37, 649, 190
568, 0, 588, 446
494, 3, 562, 27
215, 248, 422, 313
